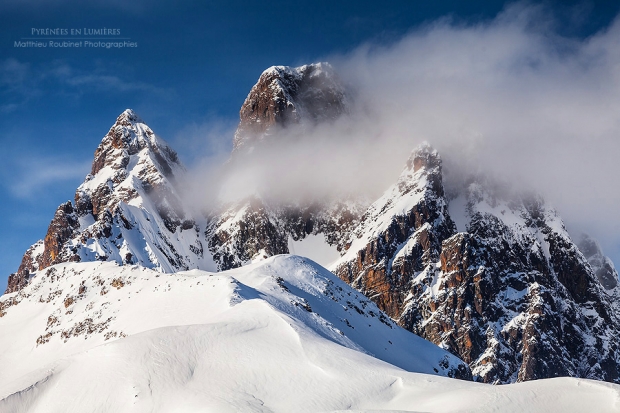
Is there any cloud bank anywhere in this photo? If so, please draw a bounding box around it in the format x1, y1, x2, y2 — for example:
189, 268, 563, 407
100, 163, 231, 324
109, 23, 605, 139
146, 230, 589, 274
184, 3, 620, 263
333, 3, 620, 253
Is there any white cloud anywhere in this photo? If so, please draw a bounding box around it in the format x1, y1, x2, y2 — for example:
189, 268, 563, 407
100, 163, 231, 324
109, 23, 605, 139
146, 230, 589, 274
330, 3, 620, 258
191, 2, 620, 264
8, 156, 91, 199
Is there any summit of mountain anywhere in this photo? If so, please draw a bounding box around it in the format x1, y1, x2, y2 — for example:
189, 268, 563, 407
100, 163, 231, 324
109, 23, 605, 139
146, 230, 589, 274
5, 109, 213, 294
233, 62, 348, 152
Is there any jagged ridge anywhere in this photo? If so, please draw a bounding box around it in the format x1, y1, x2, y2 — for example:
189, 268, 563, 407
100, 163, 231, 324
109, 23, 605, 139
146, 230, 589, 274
6, 109, 213, 294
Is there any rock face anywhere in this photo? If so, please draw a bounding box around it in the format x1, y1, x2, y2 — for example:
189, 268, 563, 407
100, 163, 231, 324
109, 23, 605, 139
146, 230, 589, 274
206, 197, 290, 270
206, 196, 364, 271
233, 63, 348, 151
208, 61, 359, 271
332, 144, 456, 318
410, 189, 620, 383
5, 241, 44, 294
332, 147, 620, 384
6, 110, 213, 294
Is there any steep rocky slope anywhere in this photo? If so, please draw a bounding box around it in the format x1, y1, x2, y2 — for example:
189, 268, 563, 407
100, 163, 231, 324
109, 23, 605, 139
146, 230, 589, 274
207, 62, 361, 271
331, 144, 456, 317
331, 145, 620, 383
206, 196, 364, 271
5, 109, 213, 294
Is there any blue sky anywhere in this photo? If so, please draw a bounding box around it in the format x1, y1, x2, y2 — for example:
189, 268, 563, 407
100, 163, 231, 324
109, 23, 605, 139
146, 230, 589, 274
1, 0, 619, 289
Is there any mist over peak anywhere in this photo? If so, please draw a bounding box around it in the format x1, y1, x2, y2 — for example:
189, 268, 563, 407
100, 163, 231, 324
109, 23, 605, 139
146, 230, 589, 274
176, 2, 620, 265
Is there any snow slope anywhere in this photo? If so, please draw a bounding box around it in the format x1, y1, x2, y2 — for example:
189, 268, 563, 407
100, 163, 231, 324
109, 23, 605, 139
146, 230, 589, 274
2, 256, 619, 411
0, 255, 465, 410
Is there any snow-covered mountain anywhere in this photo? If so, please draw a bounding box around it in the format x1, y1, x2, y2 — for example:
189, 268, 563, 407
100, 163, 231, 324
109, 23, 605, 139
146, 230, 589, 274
4, 61, 620, 396
330, 145, 620, 383
6, 109, 214, 294
223, 64, 620, 385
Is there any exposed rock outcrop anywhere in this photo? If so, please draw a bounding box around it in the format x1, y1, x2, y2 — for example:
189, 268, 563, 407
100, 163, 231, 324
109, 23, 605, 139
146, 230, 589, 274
332, 147, 620, 384
206, 196, 364, 271
233, 63, 348, 151
332, 144, 456, 318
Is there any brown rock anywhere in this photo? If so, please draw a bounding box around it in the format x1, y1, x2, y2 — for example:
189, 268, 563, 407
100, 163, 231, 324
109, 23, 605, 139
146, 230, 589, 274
233, 63, 347, 151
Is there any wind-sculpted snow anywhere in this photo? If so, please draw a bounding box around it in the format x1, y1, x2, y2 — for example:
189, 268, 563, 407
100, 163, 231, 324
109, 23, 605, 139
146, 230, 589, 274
0, 256, 477, 411
1, 257, 618, 412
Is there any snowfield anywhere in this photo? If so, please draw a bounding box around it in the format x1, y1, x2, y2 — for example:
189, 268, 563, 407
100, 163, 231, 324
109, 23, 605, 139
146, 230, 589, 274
1, 255, 619, 412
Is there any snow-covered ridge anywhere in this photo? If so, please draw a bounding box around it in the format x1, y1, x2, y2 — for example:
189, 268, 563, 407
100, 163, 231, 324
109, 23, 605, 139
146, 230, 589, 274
331, 143, 455, 319
332, 142, 452, 270
1, 256, 469, 410
2, 258, 619, 412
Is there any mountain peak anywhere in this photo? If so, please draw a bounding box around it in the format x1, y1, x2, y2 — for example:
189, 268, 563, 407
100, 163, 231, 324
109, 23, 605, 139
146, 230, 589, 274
6, 110, 211, 294
90, 109, 179, 178
407, 142, 441, 173
115, 108, 143, 124
233, 62, 348, 151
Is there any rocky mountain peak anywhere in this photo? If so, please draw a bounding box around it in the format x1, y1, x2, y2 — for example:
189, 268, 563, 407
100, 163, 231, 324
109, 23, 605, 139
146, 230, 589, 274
399, 143, 445, 198
323, 138, 620, 384
407, 142, 441, 173
332, 142, 456, 317
90, 108, 180, 179
6, 110, 211, 295
79, 109, 182, 216
233, 62, 348, 151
